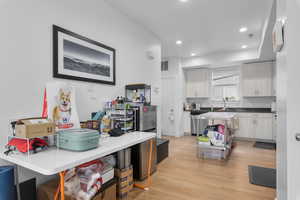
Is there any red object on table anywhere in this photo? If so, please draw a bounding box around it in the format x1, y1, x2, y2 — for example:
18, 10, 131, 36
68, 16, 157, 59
7, 138, 48, 153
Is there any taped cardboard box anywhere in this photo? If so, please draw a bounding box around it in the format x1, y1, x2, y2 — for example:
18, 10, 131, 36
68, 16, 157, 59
15, 118, 55, 139
37, 178, 116, 200
115, 166, 133, 200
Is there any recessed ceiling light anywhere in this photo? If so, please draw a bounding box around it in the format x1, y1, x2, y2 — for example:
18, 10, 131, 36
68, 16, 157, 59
176, 40, 183, 45
179, 0, 188, 2
239, 27, 248, 33
241, 45, 248, 49
191, 53, 196, 56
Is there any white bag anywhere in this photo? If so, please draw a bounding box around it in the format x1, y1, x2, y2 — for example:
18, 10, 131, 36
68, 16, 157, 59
46, 82, 80, 130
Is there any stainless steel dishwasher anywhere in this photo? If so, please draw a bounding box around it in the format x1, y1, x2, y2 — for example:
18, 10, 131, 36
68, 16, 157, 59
191, 110, 209, 136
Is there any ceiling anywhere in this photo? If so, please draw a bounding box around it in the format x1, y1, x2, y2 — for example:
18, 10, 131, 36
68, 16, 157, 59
106, 0, 274, 58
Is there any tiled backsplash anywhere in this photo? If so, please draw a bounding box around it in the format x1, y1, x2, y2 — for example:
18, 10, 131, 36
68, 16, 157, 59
187, 97, 276, 108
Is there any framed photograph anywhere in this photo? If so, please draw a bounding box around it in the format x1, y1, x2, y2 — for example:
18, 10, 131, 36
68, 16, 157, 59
53, 25, 116, 85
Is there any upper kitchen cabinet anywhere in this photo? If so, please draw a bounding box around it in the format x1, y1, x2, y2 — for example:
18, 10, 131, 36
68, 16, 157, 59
186, 68, 210, 98
242, 62, 274, 97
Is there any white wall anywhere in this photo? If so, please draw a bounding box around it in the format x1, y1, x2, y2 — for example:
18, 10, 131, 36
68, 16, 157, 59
276, 0, 300, 199
0, 0, 161, 184
284, 0, 300, 199
275, 0, 287, 199
161, 57, 185, 137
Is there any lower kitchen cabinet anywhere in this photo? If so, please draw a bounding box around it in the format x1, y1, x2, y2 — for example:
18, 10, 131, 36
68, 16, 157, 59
254, 117, 273, 140
235, 113, 273, 141
235, 118, 253, 138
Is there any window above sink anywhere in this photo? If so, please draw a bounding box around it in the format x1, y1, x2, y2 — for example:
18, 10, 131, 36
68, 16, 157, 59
211, 67, 241, 102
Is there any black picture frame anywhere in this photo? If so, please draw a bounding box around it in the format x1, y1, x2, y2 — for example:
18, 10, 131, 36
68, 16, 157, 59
53, 25, 116, 85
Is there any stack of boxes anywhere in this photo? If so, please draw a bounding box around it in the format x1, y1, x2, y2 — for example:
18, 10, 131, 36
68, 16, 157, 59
80, 120, 100, 131
115, 166, 133, 199
6, 118, 56, 154
37, 178, 117, 200
115, 148, 133, 200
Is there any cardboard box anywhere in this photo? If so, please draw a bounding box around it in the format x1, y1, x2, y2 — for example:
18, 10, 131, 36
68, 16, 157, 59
96, 182, 116, 200
87, 120, 100, 130
15, 118, 55, 138
115, 166, 133, 200
37, 178, 116, 200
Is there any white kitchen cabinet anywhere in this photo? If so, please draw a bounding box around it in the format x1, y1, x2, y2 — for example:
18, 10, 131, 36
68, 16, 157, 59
186, 68, 210, 98
235, 117, 253, 138
242, 62, 274, 97
254, 117, 273, 140
183, 111, 191, 134
235, 113, 273, 141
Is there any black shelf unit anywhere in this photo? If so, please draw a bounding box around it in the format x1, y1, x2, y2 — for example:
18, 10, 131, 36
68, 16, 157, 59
125, 84, 151, 105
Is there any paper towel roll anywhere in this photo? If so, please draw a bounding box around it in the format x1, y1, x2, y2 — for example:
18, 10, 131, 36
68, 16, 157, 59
168, 111, 175, 121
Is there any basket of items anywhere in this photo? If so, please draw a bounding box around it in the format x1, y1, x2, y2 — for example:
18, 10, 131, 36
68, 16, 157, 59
196, 112, 237, 160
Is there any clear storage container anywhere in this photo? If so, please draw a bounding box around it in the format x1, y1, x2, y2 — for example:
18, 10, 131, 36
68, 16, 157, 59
197, 145, 228, 160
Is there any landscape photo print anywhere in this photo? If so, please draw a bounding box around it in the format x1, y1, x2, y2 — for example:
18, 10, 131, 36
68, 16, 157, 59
53, 25, 116, 85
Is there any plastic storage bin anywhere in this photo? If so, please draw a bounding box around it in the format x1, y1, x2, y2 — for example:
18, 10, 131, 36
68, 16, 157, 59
197, 145, 228, 160
0, 166, 16, 200
57, 129, 100, 151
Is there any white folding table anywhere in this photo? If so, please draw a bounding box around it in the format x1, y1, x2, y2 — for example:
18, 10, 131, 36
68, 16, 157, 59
0, 131, 156, 200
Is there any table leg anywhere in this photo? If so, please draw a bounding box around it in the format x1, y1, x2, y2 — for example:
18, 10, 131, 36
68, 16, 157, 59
54, 171, 66, 200
134, 139, 153, 190
54, 182, 60, 200
59, 172, 65, 200
14, 165, 21, 200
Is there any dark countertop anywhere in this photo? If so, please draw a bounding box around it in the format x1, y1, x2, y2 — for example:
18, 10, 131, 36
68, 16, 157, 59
184, 107, 273, 114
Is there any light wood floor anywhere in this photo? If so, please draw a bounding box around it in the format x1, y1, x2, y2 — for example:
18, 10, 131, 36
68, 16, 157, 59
129, 136, 276, 200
